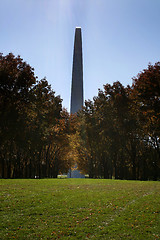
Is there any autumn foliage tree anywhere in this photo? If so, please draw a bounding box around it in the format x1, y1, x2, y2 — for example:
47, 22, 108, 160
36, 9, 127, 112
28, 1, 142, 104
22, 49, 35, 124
0, 53, 159, 180
131, 62, 160, 180
75, 63, 160, 180
0, 53, 70, 178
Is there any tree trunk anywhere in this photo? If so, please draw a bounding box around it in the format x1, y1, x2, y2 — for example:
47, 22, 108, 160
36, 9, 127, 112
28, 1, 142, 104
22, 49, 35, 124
1, 157, 5, 178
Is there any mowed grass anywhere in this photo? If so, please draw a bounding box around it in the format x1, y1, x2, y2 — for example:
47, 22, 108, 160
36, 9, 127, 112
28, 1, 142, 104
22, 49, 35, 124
0, 179, 160, 240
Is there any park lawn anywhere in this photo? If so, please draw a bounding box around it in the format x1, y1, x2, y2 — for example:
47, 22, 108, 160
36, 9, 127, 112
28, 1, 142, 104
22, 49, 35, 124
0, 179, 160, 240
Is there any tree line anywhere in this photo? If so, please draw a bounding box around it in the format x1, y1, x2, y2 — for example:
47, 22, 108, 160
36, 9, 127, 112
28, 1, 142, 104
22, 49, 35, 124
0, 53, 160, 180
0, 53, 73, 178
75, 63, 160, 180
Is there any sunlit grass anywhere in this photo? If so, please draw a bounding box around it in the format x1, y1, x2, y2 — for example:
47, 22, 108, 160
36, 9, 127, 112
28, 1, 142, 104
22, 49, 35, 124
0, 179, 160, 239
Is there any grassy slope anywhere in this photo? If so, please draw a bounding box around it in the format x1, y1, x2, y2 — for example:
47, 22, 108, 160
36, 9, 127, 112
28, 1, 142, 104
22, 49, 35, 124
0, 179, 160, 240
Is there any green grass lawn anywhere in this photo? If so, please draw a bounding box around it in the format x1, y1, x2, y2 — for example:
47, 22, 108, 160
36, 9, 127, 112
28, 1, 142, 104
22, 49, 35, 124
0, 179, 160, 240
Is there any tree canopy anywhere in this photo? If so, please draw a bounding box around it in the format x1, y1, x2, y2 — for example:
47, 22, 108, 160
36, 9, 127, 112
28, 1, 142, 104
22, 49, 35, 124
0, 53, 70, 178
74, 63, 160, 180
0, 53, 159, 180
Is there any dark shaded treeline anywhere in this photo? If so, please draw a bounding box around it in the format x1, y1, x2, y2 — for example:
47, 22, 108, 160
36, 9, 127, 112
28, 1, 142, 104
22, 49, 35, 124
0, 53, 72, 178
0, 53, 160, 180
76, 62, 160, 180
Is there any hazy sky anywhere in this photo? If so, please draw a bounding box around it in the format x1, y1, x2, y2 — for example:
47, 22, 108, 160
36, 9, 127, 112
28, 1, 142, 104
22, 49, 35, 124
1, 0, 160, 111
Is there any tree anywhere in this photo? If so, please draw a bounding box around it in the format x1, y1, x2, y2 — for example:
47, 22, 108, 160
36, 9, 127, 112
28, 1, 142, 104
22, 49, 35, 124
0, 53, 36, 178
0, 53, 69, 178
131, 62, 160, 180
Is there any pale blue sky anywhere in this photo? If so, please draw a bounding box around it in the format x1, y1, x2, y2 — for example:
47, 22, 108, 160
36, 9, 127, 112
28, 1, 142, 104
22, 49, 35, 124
1, 0, 160, 111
